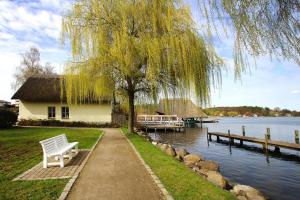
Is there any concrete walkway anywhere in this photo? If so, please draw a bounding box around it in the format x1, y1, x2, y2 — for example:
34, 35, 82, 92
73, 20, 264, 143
67, 129, 163, 200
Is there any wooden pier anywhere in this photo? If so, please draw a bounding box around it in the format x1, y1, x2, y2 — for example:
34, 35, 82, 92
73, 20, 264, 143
136, 115, 185, 132
207, 131, 300, 152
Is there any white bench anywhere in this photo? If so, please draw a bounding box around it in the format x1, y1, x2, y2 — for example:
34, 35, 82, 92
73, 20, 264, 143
39, 134, 79, 168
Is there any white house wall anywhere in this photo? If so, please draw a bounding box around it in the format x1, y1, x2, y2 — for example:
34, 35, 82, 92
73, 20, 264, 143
18, 101, 112, 123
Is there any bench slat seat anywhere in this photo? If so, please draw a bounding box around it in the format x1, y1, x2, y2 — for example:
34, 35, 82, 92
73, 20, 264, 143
47, 142, 79, 156
39, 134, 79, 168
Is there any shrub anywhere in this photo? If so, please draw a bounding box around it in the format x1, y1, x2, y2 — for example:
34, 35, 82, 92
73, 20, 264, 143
17, 119, 119, 128
0, 109, 18, 128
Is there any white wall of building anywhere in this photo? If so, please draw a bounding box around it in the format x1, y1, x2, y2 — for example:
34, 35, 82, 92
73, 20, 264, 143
18, 101, 112, 123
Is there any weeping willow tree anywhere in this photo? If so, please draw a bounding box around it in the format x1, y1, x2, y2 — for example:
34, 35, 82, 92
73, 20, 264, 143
61, 0, 222, 133
199, 0, 300, 77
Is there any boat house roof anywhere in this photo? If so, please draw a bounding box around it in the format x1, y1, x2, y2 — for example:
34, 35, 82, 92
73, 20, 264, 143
157, 98, 207, 118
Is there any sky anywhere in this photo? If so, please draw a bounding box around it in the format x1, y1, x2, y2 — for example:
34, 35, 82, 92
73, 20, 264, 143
0, 0, 299, 111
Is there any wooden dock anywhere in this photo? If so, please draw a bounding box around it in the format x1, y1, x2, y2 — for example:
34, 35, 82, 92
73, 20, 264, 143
207, 131, 300, 152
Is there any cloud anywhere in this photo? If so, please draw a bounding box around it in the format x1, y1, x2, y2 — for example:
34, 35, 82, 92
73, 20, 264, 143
0, 1, 62, 40
0, 52, 21, 101
0, 0, 71, 101
0, 32, 14, 40
291, 90, 300, 94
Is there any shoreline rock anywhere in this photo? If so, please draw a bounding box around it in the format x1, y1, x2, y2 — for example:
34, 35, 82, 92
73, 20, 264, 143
184, 154, 203, 168
231, 185, 266, 200
206, 171, 228, 189
197, 160, 219, 172
160, 144, 168, 152
176, 148, 189, 159
136, 130, 267, 200
165, 147, 176, 157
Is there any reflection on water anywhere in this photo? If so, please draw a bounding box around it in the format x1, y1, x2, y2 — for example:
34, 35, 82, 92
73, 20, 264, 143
148, 117, 300, 200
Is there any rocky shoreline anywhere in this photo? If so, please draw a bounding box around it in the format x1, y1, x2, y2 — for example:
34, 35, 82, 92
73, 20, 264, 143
136, 130, 268, 200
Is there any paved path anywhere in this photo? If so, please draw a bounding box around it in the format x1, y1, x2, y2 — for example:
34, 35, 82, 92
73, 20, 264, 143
67, 129, 163, 200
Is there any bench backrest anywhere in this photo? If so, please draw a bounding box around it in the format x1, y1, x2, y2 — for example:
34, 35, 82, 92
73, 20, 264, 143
55, 134, 69, 147
39, 134, 69, 155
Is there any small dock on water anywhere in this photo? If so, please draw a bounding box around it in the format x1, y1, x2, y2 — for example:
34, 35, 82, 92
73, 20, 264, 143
207, 127, 300, 152
136, 115, 185, 132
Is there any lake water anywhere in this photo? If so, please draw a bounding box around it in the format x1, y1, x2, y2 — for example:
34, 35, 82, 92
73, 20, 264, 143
148, 117, 300, 200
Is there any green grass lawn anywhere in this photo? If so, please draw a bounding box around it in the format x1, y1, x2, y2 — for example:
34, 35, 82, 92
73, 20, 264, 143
0, 127, 102, 200
122, 128, 236, 200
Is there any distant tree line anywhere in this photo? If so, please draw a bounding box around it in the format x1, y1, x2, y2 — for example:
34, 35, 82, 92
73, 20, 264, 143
204, 106, 300, 117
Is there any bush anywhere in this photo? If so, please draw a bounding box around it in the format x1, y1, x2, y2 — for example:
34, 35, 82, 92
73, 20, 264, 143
0, 109, 18, 128
17, 119, 119, 128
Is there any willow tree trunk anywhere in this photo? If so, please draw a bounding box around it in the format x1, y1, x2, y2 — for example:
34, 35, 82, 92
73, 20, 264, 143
128, 90, 135, 133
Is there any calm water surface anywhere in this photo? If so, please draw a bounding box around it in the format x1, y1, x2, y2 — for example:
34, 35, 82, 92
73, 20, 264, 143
148, 117, 300, 200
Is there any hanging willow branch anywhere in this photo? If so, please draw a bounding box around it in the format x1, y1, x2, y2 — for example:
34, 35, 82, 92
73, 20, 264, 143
61, 0, 223, 106
61, 0, 226, 133
199, 0, 300, 77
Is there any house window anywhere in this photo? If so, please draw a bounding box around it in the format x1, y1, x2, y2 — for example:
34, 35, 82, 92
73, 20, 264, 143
48, 107, 56, 119
61, 107, 69, 119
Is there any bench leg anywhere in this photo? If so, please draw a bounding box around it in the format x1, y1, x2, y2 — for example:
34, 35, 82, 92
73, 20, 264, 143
75, 144, 78, 154
65, 152, 72, 159
59, 155, 64, 168
43, 155, 48, 168
71, 144, 79, 155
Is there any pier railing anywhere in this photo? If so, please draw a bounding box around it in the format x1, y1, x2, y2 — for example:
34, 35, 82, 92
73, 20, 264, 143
136, 114, 184, 128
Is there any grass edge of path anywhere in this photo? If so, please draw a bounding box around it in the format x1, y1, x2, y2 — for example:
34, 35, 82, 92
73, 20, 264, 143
121, 128, 236, 200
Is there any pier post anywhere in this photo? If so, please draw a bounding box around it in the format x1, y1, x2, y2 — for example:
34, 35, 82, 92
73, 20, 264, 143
266, 128, 271, 140
217, 136, 220, 142
295, 130, 299, 144
274, 146, 280, 153
263, 134, 268, 153
242, 126, 245, 136
240, 126, 245, 145
228, 130, 234, 144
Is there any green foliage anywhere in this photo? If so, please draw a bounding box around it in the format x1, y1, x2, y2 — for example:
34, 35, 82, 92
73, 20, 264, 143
0, 127, 101, 199
122, 128, 236, 200
204, 106, 300, 117
226, 111, 239, 117
61, 0, 222, 105
0, 109, 17, 128
199, 0, 300, 77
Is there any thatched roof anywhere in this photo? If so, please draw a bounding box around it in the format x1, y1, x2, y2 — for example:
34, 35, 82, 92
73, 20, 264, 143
0, 100, 10, 104
12, 76, 65, 102
11, 76, 111, 103
157, 98, 207, 118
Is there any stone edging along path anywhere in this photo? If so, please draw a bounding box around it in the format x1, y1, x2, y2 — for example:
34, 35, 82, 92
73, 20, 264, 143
58, 132, 104, 200
124, 133, 174, 200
